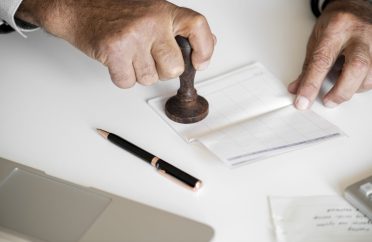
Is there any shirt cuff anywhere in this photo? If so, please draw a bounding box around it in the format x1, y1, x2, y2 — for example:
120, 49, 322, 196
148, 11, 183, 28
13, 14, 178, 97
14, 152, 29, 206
312, 0, 372, 17
0, 0, 38, 37
311, 0, 327, 17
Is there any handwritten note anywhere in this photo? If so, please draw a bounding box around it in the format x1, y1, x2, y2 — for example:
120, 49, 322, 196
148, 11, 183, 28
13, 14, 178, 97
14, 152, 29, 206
313, 208, 371, 232
269, 196, 372, 242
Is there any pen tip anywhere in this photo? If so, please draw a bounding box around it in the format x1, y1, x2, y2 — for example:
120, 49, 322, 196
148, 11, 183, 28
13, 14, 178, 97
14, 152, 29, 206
96, 128, 109, 139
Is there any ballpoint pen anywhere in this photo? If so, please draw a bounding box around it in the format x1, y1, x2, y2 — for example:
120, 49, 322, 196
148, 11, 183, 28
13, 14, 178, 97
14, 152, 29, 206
97, 129, 202, 191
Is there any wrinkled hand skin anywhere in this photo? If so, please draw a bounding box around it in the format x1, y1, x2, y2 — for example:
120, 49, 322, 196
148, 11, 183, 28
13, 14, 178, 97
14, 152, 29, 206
16, 0, 216, 88
289, 0, 372, 109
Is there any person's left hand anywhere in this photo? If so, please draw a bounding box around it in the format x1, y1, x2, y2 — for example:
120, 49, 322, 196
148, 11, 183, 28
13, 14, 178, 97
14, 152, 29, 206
288, 0, 372, 110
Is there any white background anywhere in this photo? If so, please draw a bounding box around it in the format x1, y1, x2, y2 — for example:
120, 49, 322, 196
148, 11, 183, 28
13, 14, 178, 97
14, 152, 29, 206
1, 1, 372, 241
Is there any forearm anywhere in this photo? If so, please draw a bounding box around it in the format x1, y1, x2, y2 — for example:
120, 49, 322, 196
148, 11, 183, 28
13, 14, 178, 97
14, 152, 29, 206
15, 0, 74, 39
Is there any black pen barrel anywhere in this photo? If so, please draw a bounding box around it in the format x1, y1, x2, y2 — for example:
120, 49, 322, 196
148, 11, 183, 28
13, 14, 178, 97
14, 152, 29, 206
156, 159, 199, 188
108, 133, 154, 163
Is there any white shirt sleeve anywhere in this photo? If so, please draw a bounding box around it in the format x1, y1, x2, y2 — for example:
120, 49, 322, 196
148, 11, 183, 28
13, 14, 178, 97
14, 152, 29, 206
0, 0, 38, 37
318, 0, 326, 11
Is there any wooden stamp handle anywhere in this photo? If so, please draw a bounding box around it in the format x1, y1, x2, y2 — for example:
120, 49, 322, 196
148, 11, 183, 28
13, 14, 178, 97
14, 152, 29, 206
164, 36, 209, 124
175, 36, 197, 102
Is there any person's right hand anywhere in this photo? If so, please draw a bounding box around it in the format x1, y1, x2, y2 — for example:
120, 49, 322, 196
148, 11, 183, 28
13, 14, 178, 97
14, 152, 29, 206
16, 0, 216, 88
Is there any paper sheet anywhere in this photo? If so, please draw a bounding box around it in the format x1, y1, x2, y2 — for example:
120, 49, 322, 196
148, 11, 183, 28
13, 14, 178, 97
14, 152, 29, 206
269, 196, 372, 242
199, 105, 341, 165
148, 63, 343, 166
149, 63, 292, 142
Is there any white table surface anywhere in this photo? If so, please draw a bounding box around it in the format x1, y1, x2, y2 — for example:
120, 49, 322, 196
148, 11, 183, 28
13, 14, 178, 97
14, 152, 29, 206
1, 1, 372, 241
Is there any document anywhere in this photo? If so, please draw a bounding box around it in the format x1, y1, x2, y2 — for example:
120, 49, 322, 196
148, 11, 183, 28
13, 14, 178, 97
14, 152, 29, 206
148, 63, 343, 166
269, 196, 372, 242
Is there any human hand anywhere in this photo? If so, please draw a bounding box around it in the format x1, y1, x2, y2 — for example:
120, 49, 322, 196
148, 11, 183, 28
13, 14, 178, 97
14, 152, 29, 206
288, 0, 372, 109
16, 0, 216, 88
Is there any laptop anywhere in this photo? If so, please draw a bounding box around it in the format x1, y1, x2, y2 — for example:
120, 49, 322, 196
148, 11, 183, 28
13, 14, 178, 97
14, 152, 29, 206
0, 157, 214, 242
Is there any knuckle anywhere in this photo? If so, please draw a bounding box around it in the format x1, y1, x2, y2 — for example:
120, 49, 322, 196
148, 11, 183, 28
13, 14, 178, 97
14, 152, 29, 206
310, 49, 334, 72
98, 39, 122, 61
97, 29, 137, 54
302, 81, 321, 92
196, 47, 213, 62
332, 91, 352, 103
302, 58, 310, 72
137, 71, 158, 86
154, 42, 175, 59
154, 45, 184, 79
195, 53, 211, 64
176, 7, 208, 30
92, 39, 118, 64
153, 53, 184, 79
328, 12, 353, 29
348, 55, 370, 70
161, 64, 184, 79
98, 35, 118, 51
190, 14, 208, 29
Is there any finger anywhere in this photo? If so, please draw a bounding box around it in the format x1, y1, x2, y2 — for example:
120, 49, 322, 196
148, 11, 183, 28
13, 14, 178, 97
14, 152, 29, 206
294, 35, 343, 110
358, 68, 372, 92
133, 51, 159, 86
212, 33, 217, 46
107, 57, 136, 89
288, 76, 302, 94
151, 36, 184, 80
173, 7, 215, 70
324, 42, 370, 107
290, 31, 315, 97
98, 37, 137, 89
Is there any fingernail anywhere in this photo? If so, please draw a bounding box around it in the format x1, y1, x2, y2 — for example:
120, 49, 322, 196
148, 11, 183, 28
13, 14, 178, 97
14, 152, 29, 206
324, 100, 338, 108
197, 60, 210, 71
295, 96, 310, 110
